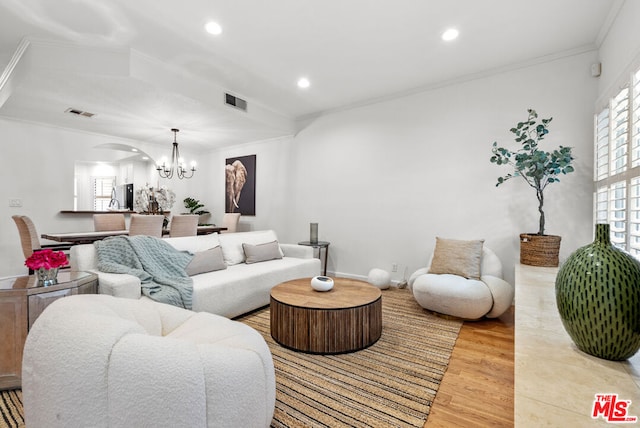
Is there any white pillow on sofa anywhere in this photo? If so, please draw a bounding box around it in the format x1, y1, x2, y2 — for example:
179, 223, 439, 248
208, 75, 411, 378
219, 230, 284, 265
163, 234, 221, 252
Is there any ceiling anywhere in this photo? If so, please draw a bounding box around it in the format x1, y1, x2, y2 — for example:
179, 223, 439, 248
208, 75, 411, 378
0, 0, 621, 151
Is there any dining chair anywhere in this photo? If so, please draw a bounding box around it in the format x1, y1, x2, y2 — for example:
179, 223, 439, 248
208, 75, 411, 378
12, 215, 72, 272
93, 213, 126, 232
169, 215, 199, 237
221, 213, 241, 233
128, 214, 164, 238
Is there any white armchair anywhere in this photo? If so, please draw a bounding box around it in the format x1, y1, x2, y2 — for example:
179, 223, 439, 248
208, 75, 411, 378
22, 294, 275, 428
409, 240, 513, 320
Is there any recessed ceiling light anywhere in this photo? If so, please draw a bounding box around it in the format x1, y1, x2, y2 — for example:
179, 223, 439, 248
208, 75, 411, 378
441, 28, 459, 41
205, 21, 222, 36
297, 77, 310, 89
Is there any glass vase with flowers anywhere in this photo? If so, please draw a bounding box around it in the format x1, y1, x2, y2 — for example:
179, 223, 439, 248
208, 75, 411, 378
25, 249, 69, 286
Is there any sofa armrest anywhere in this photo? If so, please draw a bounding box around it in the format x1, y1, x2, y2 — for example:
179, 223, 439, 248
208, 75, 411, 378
97, 272, 142, 299
71, 244, 98, 272
280, 244, 314, 259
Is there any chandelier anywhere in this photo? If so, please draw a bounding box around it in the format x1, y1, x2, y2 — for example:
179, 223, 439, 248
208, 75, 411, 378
156, 128, 196, 179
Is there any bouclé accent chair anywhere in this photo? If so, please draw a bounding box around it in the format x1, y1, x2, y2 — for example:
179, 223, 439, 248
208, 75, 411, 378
22, 294, 275, 428
408, 238, 514, 320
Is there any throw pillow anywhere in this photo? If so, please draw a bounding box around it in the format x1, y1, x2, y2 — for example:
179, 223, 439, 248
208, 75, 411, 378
164, 234, 221, 252
243, 240, 283, 264
428, 237, 484, 280
185, 246, 227, 276
219, 230, 283, 265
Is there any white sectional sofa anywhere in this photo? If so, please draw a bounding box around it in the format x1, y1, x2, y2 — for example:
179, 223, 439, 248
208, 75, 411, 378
71, 230, 321, 318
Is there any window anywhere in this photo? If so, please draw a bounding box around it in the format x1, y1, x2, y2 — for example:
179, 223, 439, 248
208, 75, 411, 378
630, 177, 640, 254
595, 109, 610, 180
595, 68, 640, 258
93, 177, 115, 211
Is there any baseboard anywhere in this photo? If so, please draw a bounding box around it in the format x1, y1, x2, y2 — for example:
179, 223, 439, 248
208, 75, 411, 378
330, 271, 403, 288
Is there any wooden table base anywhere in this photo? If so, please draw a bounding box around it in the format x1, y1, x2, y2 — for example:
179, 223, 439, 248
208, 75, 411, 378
270, 278, 382, 354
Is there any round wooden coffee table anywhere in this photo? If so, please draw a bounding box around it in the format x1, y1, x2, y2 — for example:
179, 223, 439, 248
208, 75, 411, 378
270, 278, 382, 354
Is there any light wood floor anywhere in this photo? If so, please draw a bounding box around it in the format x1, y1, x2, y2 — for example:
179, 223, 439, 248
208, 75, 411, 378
425, 306, 515, 427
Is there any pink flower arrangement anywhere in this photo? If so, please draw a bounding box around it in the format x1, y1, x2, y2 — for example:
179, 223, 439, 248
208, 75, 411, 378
25, 249, 69, 270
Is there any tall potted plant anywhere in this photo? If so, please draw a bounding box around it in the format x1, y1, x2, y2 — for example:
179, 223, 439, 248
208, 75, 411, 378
490, 109, 575, 266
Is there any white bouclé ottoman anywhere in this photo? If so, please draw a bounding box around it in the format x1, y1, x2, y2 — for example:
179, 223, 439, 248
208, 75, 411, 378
22, 294, 275, 428
367, 268, 391, 289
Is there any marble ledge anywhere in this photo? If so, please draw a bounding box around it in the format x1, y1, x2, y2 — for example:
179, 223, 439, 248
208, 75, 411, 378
515, 264, 640, 427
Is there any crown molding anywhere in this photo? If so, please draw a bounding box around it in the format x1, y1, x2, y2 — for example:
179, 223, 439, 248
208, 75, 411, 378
295, 44, 598, 125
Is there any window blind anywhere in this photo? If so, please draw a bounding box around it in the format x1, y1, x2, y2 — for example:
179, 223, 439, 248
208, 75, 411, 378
93, 177, 115, 211
594, 66, 640, 259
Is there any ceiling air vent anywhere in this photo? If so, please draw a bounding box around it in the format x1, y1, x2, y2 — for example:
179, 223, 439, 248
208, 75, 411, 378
224, 93, 247, 112
65, 108, 95, 118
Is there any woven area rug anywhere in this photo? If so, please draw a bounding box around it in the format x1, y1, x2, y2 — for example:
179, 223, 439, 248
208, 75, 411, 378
0, 288, 461, 428
0, 389, 23, 428
239, 287, 462, 427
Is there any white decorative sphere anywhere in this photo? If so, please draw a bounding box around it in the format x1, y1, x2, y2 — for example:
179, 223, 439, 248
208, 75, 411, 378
311, 276, 334, 292
367, 268, 391, 289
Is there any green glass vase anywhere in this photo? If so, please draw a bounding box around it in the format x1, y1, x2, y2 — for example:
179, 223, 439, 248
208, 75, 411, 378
555, 223, 640, 361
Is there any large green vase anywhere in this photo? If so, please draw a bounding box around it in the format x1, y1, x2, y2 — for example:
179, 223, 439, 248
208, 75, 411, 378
555, 223, 640, 361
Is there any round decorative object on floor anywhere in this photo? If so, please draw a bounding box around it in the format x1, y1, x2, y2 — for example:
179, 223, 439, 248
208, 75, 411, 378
555, 223, 640, 361
367, 268, 391, 289
310, 276, 334, 291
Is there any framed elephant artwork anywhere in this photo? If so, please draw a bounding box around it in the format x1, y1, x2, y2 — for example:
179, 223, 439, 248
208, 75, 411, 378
225, 154, 256, 215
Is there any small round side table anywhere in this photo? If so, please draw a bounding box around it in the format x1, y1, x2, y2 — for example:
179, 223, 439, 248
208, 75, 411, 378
298, 241, 330, 276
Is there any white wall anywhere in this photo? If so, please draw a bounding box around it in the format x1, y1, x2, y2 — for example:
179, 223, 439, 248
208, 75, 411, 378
203, 136, 296, 234
597, 0, 640, 104
207, 51, 599, 285
8, 10, 640, 283
0, 119, 214, 278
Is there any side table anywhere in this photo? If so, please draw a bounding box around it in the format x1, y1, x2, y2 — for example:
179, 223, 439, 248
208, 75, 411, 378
298, 241, 330, 276
0, 271, 98, 390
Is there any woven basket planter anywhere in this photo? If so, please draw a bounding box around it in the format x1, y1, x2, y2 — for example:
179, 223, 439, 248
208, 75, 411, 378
520, 233, 561, 267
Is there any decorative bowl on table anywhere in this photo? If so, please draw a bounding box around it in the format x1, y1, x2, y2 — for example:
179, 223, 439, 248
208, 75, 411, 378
311, 276, 334, 292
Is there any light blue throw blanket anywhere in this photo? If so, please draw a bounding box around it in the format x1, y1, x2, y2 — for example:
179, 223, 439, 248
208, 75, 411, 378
94, 235, 194, 309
